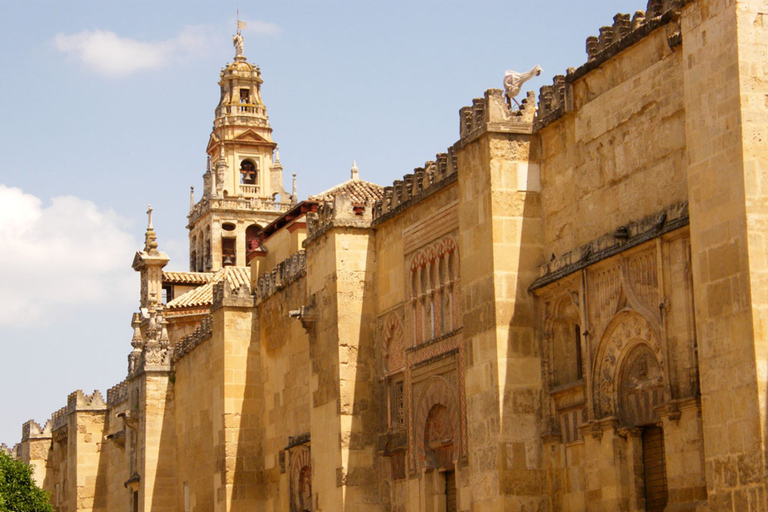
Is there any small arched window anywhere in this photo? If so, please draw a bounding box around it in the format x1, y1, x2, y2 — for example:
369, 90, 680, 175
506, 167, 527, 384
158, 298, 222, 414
240, 159, 257, 184
245, 224, 261, 252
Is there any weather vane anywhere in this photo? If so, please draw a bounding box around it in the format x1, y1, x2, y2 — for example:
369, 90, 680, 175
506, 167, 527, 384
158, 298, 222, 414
237, 9, 246, 34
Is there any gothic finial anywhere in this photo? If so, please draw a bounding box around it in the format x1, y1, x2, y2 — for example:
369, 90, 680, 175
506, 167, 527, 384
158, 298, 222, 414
143, 205, 159, 252
351, 160, 359, 180
190, 187, 195, 212
292, 173, 297, 199
130, 312, 143, 348
275, 148, 281, 163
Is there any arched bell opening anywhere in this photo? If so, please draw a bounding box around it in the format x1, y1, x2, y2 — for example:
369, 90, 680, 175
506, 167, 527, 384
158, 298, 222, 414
240, 159, 257, 185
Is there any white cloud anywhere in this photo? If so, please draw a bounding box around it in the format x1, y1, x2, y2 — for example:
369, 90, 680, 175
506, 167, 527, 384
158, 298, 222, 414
54, 22, 281, 78
245, 20, 283, 36
0, 185, 138, 327
54, 30, 172, 78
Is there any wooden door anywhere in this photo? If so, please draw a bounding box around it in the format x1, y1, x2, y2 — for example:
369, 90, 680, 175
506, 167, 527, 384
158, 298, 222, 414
643, 426, 668, 512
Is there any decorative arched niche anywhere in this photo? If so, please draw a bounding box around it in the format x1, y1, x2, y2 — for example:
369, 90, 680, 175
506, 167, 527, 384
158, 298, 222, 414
414, 376, 460, 471
546, 295, 582, 388
593, 310, 664, 421
290, 446, 311, 512
618, 344, 664, 427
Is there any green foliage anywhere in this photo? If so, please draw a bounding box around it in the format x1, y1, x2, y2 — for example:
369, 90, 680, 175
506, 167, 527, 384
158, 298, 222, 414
0, 451, 53, 512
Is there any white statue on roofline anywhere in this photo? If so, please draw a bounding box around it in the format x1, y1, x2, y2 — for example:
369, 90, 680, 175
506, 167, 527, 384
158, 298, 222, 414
503, 65, 542, 109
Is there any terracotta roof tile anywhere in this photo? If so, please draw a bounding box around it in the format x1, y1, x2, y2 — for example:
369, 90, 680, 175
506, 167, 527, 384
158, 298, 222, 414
163, 271, 215, 285
309, 178, 383, 205
166, 266, 251, 309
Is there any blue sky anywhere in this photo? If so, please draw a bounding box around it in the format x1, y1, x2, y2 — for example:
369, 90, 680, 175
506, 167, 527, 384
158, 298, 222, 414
0, 0, 644, 445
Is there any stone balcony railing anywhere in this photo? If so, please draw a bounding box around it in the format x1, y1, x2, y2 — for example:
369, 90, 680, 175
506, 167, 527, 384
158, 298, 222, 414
239, 184, 260, 195
189, 196, 292, 225
216, 103, 267, 117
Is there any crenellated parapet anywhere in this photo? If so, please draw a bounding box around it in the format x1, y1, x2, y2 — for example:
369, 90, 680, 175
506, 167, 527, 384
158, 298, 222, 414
173, 315, 214, 363
212, 278, 254, 310
305, 194, 375, 244
46, 390, 107, 435
106, 380, 129, 406
459, 89, 536, 142
256, 251, 307, 301
50, 406, 67, 432
21, 420, 51, 442
67, 389, 106, 411
373, 150, 458, 224
535, 0, 683, 128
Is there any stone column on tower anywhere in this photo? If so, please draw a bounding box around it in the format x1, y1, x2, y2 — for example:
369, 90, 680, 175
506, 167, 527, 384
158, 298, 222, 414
132, 205, 170, 309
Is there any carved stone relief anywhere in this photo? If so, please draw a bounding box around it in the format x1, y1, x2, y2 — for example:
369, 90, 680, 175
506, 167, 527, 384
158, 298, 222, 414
381, 311, 405, 375
618, 344, 664, 427
587, 248, 659, 354
412, 375, 460, 471
593, 311, 662, 420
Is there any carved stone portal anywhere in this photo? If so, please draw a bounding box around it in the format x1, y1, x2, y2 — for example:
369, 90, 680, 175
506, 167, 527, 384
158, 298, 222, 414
290, 446, 311, 512
619, 344, 664, 427
414, 377, 459, 470
593, 311, 663, 420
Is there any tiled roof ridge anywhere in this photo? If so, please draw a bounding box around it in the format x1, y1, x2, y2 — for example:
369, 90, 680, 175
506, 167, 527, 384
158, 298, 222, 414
163, 270, 215, 284
166, 266, 251, 309
309, 177, 383, 205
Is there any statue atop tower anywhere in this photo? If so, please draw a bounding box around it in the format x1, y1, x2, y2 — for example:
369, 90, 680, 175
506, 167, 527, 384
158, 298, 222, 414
233, 33, 244, 58
234, 14, 246, 59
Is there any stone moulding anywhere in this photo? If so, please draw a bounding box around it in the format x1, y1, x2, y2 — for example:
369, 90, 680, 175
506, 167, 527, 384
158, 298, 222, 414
530, 202, 689, 291
187, 196, 291, 227
285, 432, 310, 449
256, 250, 307, 301
172, 315, 213, 363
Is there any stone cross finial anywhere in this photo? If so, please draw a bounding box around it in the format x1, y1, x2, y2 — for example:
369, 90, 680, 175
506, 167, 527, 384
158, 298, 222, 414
144, 205, 159, 252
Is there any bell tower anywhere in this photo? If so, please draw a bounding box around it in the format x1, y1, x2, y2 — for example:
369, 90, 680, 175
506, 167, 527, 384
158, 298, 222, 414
187, 29, 294, 272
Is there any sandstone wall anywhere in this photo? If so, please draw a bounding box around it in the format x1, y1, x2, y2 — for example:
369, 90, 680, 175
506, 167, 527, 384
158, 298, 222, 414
538, 22, 687, 258
256, 277, 311, 511
174, 335, 217, 511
